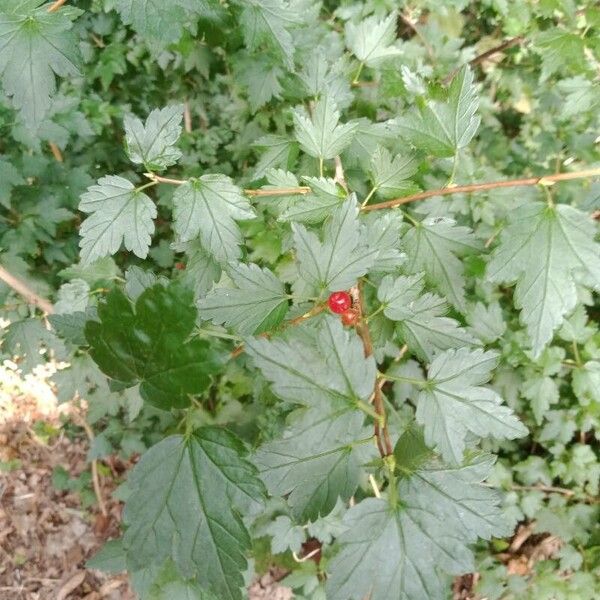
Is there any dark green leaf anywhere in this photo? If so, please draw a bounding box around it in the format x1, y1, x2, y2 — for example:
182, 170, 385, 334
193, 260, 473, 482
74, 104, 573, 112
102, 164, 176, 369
85, 284, 223, 410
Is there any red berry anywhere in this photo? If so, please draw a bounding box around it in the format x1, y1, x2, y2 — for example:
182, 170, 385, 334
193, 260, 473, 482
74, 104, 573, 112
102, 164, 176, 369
328, 291, 352, 314
341, 309, 358, 326
175, 261, 186, 270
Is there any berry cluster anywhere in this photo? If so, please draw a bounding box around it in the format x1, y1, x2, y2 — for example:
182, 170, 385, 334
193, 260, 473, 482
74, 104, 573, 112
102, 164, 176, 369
327, 291, 358, 326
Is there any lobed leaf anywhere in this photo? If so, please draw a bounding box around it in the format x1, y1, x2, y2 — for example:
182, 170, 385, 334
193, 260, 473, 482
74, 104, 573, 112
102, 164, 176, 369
416, 348, 528, 464
172, 176, 255, 264
79, 176, 156, 265
122, 429, 264, 600
198, 262, 288, 335
487, 202, 600, 357
85, 284, 223, 410
124, 105, 184, 171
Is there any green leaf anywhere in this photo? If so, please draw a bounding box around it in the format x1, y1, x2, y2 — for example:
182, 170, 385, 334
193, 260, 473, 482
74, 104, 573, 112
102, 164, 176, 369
148, 561, 219, 600
49, 311, 89, 345
51, 353, 109, 404
534, 30, 587, 80
360, 211, 406, 272
393, 426, 433, 475
236, 57, 283, 112
124, 105, 184, 171
378, 273, 478, 360
2, 318, 65, 372
174, 240, 222, 299
124, 266, 167, 301
417, 348, 527, 464
85, 284, 223, 410
369, 146, 420, 200
87, 539, 126, 573
0, 1, 81, 128
280, 176, 346, 223
572, 361, 600, 405
466, 302, 506, 344
487, 203, 600, 357
172, 176, 255, 264
246, 315, 376, 410
79, 176, 156, 265
198, 262, 288, 335
293, 95, 358, 161
0, 157, 24, 209
298, 51, 352, 108
264, 515, 305, 554
115, 0, 223, 46
403, 217, 481, 312
326, 456, 510, 600
254, 406, 373, 521
252, 135, 297, 180
122, 429, 264, 600
557, 76, 600, 118
395, 66, 480, 157
345, 12, 402, 67
522, 375, 559, 424
343, 118, 397, 169
293, 199, 378, 293
53, 279, 90, 314
237, 0, 299, 68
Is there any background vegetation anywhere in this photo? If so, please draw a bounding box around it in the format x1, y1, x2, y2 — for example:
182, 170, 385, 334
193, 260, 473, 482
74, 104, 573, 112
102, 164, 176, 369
0, 1, 599, 599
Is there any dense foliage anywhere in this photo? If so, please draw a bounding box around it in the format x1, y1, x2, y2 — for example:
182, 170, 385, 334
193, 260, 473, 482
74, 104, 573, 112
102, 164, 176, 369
1, 1, 599, 599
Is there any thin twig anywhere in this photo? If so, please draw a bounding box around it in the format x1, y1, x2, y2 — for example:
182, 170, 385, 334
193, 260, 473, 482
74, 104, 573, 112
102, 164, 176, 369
49, 142, 63, 162
245, 187, 310, 197
443, 36, 525, 85
361, 167, 600, 212
354, 282, 393, 457
0, 265, 54, 313
144, 172, 311, 197
484, 482, 598, 504
144, 173, 186, 185
183, 100, 192, 134
334, 156, 348, 193
48, 0, 68, 12
69, 410, 108, 517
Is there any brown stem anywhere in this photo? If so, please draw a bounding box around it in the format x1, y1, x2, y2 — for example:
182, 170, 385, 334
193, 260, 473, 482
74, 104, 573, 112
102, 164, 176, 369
443, 36, 525, 85
144, 173, 186, 185
361, 167, 600, 212
0, 265, 54, 313
244, 187, 310, 197
48, 0, 68, 12
483, 482, 598, 504
70, 410, 108, 516
49, 142, 63, 162
353, 283, 393, 457
183, 100, 192, 134
144, 172, 311, 197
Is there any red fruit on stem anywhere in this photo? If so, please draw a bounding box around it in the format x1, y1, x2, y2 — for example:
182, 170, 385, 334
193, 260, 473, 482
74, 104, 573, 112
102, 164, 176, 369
175, 262, 186, 270
341, 309, 358, 326
328, 291, 352, 314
